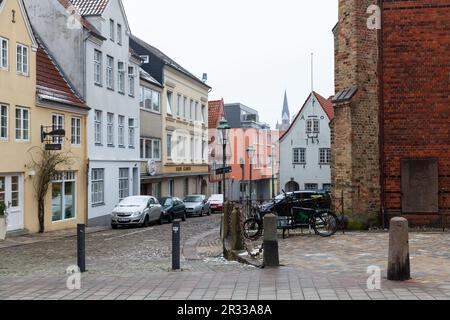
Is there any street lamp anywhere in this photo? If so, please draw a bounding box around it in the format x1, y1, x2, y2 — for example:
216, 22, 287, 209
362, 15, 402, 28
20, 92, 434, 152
271, 144, 276, 199
218, 117, 230, 201
246, 145, 256, 206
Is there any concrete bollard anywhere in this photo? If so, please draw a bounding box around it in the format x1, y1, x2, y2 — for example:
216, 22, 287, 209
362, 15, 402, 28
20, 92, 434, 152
263, 214, 279, 267
388, 217, 411, 281
231, 207, 244, 251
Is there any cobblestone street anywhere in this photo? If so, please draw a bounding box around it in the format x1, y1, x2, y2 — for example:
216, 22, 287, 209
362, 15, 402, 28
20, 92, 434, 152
0, 215, 449, 300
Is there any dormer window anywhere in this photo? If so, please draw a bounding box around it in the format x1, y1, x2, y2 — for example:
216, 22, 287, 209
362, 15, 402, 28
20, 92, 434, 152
109, 19, 115, 41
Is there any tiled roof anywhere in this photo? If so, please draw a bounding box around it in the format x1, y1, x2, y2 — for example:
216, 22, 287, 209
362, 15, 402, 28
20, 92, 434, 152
130, 35, 211, 89
208, 100, 224, 129
58, 0, 105, 39
279, 91, 334, 142
140, 68, 162, 87
36, 43, 87, 110
70, 0, 109, 16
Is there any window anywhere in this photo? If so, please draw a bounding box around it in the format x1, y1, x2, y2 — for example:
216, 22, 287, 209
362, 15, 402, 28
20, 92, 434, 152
109, 19, 115, 41
319, 148, 332, 164
94, 110, 102, 145
306, 119, 312, 133
107, 113, 114, 146
128, 66, 135, 96
166, 91, 173, 115
195, 102, 199, 121
190, 136, 194, 160
139, 87, 160, 113
323, 184, 332, 192
52, 172, 76, 222
71, 117, 81, 145
201, 105, 206, 123
106, 56, 114, 89
118, 61, 125, 93
202, 140, 207, 162
118, 115, 125, 147
91, 169, 104, 205
15, 107, 29, 141
305, 184, 319, 191
177, 136, 186, 159
1, 105, 7, 139
307, 119, 319, 133
190, 99, 194, 121
94, 50, 102, 85
293, 148, 306, 164
314, 119, 320, 133
11, 176, 19, 207
0, 37, 8, 70
128, 118, 135, 148
117, 24, 122, 45
167, 134, 172, 159
183, 97, 187, 118
16, 44, 28, 75
119, 168, 129, 201
177, 94, 181, 117
52, 114, 64, 144
168, 180, 174, 196
140, 138, 161, 160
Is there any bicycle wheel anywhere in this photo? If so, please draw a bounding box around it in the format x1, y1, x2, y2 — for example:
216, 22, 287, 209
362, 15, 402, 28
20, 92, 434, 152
313, 211, 338, 237
243, 218, 263, 240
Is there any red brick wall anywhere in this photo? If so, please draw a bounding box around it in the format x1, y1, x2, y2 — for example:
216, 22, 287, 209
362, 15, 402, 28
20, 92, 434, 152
382, 0, 450, 223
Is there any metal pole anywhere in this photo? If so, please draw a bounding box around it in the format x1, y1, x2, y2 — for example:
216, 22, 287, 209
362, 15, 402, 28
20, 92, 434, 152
249, 163, 253, 205
223, 142, 226, 201
272, 156, 275, 199
172, 222, 181, 270
77, 224, 86, 273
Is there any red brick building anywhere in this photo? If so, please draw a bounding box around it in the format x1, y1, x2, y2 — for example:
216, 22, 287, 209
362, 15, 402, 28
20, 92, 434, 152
332, 0, 450, 228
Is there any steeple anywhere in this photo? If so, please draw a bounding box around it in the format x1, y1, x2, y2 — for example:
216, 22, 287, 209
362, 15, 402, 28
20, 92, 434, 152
282, 90, 290, 120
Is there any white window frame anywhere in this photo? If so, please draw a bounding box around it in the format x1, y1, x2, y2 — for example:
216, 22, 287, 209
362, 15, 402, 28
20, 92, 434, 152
117, 23, 122, 45
118, 115, 125, 147
94, 50, 102, 85
107, 113, 114, 146
91, 169, 104, 206
140, 86, 160, 113
119, 168, 129, 201
177, 94, 182, 117
189, 99, 194, 121
0, 104, 8, 140
0, 37, 8, 70
52, 114, 64, 144
166, 91, 173, 115
167, 133, 172, 159
128, 66, 135, 97
118, 61, 125, 94
128, 118, 135, 148
106, 55, 114, 90
293, 148, 306, 164
313, 119, 320, 133
183, 97, 187, 119
94, 110, 102, 145
194, 102, 199, 121
140, 137, 161, 161
109, 19, 115, 41
16, 43, 28, 76
71, 117, 81, 146
201, 105, 206, 123
52, 171, 77, 222
15, 107, 29, 141
319, 148, 332, 165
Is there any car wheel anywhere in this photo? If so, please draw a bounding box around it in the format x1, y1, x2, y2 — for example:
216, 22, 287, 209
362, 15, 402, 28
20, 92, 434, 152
111, 224, 118, 230
207, 208, 212, 216
158, 213, 164, 225
199, 209, 204, 217
182, 211, 187, 222
142, 215, 150, 228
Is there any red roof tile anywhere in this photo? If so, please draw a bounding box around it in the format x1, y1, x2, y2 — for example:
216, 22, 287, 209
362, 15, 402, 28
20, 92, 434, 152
208, 99, 224, 129
37, 45, 87, 109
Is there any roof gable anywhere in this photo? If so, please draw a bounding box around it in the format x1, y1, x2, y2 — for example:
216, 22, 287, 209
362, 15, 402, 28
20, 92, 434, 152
10, 0, 38, 51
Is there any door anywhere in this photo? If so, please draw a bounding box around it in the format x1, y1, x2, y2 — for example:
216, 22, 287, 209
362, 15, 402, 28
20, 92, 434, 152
0, 175, 24, 232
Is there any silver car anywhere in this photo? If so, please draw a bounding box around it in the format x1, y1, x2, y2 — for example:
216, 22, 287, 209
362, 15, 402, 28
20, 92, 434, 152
111, 196, 163, 229
183, 195, 211, 217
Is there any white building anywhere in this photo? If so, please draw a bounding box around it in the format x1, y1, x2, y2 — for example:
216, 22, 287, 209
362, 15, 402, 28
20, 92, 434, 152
24, 0, 141, 225
279, 92, 334, 192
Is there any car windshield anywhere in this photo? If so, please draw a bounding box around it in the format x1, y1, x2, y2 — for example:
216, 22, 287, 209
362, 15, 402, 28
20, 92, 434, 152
158, 198, 173, 206
118, 197, 148, 207
184, 196, 203, 203
209, 195, 223, 202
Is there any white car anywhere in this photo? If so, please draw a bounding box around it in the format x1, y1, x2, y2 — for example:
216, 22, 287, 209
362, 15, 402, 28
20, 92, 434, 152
111, 196, 163, 229
208, 194, 224, 213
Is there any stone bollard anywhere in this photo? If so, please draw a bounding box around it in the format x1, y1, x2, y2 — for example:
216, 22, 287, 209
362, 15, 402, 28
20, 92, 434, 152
231, 207, 244, 251
263, 214, 279, 267
388, 217, 411, 281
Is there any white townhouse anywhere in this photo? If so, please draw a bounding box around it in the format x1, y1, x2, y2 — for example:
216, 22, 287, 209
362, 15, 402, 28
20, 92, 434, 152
24, 0, 141, 225
279, 92, 334, 193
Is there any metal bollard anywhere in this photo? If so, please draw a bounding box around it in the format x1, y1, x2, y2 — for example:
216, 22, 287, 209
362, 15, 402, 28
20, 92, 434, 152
263, 214, 279, 267
172, 222, 181, 270
77, 224, 86, 273
388, 217, 411, 281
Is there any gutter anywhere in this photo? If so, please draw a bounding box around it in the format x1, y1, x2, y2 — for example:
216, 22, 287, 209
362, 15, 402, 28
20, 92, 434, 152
378, 0, 386, 228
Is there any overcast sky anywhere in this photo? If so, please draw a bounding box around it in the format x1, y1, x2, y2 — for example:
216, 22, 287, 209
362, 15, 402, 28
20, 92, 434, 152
123, 0, 338, 128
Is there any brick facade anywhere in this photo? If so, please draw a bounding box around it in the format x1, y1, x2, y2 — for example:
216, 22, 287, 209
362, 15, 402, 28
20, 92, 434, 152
332, 0, 450, 227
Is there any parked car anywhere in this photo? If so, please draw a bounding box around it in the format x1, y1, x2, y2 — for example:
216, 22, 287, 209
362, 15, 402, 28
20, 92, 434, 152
259, 191, 331, 216
183, 195, 211, 217
208, 194, 224, 213
111, 196, 163, 229
158, 197, 187, 222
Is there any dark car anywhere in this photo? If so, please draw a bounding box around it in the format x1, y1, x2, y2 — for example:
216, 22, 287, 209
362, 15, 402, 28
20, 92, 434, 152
158, 197, 187, 222
259, 191, 331, 216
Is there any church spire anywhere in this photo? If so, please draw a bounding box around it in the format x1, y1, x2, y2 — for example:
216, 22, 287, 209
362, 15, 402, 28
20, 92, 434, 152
282, 90, 290, 119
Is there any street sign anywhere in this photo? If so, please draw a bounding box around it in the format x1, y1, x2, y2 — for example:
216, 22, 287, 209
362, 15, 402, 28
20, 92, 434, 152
216, 166, 232, 175
45, 144, 62, 151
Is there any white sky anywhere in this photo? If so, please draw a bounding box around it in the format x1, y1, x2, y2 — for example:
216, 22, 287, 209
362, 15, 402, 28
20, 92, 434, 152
122, 0, 338, 128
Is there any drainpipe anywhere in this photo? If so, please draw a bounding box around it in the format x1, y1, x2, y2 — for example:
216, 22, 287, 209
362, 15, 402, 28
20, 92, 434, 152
378, 0, 386, 229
